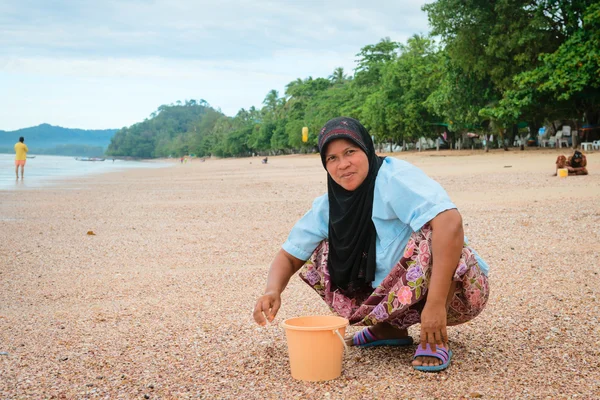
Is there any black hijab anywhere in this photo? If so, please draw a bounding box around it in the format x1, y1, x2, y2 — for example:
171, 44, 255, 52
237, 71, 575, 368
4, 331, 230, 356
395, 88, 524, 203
318, 117, 385, 294
571, 150, 583, 167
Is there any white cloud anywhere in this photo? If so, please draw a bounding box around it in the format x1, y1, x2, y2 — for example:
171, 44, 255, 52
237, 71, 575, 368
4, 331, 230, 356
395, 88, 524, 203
0, 0, 430, 130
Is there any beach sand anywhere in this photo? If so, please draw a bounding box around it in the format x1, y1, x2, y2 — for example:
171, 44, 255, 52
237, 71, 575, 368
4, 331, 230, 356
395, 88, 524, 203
1, 148, 599, 399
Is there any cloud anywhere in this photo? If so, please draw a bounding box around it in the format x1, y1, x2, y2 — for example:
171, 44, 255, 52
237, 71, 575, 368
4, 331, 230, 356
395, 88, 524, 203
0, 0, 431, 130
1, 0, 430, 58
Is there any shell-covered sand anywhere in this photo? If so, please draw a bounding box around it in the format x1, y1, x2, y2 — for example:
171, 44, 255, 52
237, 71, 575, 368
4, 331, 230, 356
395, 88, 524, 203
1, 149, 599, 399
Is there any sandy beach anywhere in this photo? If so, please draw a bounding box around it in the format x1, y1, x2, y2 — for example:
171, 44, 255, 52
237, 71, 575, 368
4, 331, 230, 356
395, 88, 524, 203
1, 148, 599, 399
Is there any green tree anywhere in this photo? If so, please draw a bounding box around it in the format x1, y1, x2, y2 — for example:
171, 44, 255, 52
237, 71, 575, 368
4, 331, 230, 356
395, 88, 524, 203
423, 0, 598, 143
426, 55, 500, 145
281, 77, 333, 149
362, 35, 443, 146
423, 0, 574, 91
328, 67, 348, 84
261, 90, 282, 119
270, 120, 289, 152
504, 2, 600, 126
354, 38, 399, 88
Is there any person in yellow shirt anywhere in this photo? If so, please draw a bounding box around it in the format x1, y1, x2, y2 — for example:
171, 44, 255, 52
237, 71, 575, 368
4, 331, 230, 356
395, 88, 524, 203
14, 136, 28, 179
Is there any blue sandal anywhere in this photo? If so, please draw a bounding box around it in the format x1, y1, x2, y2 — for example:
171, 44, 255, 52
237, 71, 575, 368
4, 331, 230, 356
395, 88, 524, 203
412, 343, 453, 372
352, 327, 414, 348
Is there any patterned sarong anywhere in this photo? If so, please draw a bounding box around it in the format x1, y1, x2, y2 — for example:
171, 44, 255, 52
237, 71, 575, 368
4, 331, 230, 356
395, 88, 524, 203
298, 224, 489, 329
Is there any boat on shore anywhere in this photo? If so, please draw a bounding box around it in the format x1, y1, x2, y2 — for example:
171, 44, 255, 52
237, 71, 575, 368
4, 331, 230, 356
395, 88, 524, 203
26, 155, 36, 159
75, 157, 105, 161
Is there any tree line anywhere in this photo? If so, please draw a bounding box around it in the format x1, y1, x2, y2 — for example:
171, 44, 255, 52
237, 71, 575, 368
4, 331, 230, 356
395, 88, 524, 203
106, 0, 599, 158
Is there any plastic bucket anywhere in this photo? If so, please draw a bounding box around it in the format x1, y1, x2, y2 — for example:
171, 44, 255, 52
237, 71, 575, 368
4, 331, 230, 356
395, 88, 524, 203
281, 315, 349, 381
558, 168, 568, 178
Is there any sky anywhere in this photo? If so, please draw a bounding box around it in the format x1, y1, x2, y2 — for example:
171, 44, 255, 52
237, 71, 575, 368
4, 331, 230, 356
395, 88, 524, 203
0, 0, 431, 131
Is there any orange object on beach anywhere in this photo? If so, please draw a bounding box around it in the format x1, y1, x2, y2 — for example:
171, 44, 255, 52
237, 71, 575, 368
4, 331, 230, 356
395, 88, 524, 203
557, 168, 568, 178
281, 315, 348, 381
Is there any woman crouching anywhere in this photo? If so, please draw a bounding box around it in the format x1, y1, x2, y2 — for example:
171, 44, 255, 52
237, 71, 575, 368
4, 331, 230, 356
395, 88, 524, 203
253, 117, 490, 372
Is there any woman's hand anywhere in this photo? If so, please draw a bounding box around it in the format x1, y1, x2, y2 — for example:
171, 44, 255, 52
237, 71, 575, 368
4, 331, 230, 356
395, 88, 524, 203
419, 301, 448, 351
252, 249, 305, 326
253, 291, 282, 326
423, 209, 463, 350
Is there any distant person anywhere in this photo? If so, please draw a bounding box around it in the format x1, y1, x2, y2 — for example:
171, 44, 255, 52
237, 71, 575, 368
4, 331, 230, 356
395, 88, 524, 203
555, 150, 588, 176
14, 136, 28, 179
262, 156, 268, 164
568, 150, 588, 175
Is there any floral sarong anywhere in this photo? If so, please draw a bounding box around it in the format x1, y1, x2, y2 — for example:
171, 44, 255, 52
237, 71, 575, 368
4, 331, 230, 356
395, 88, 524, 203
298, 224, 489, 329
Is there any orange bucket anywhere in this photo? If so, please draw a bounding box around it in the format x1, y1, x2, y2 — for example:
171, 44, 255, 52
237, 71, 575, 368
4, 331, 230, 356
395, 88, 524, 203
281, 315, 349, 381
558, 168, 568, 178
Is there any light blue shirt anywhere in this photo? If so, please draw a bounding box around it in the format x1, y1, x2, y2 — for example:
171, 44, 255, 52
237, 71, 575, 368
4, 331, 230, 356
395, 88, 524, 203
282, 157, 489, 287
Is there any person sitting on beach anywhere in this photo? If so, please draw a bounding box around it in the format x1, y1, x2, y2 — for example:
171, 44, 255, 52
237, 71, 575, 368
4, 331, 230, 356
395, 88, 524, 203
262, 157, 268, 164
555, 150, 588, 176
253, 117, 490, 372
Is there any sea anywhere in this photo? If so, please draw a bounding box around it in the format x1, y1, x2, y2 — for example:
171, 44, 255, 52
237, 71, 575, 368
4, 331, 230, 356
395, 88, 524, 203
0, 154, 170, 190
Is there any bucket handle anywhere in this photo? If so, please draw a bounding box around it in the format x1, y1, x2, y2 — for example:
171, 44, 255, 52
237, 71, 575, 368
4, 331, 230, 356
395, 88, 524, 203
333, 329, 348, 352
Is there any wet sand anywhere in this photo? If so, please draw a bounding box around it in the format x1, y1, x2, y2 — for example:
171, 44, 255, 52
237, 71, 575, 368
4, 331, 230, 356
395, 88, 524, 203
1, 148, 599, 398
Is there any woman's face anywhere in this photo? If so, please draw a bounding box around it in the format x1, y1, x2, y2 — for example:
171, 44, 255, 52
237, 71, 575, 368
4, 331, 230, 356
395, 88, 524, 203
324, 138, 369, 191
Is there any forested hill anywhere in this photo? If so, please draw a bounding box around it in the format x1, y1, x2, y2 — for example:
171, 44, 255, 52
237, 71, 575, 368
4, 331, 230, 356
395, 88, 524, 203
106, 100, 227, 158
0, 124, 117, 156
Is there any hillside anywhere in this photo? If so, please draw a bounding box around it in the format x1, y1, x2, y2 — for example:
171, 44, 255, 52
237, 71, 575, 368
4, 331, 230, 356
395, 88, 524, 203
106, 101, 225, 158
0, 124, 117, 156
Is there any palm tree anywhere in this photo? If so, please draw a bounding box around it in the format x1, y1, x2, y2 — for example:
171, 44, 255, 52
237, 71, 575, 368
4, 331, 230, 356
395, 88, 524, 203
262, 90, 286, 120
328, 67, 347, 84
285, 78, 304, 98
263, 90, 279, 112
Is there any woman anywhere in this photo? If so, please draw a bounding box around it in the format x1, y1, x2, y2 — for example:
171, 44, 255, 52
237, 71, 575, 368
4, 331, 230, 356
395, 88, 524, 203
253, 117, 490, 372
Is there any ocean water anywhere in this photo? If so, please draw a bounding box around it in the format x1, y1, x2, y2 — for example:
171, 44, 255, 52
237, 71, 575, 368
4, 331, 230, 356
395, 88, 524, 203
0, 154, 170, 190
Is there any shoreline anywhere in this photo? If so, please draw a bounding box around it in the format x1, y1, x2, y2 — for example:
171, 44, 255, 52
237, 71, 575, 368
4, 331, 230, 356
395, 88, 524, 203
2, 145, 589, 190
0, 154, 173, 191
